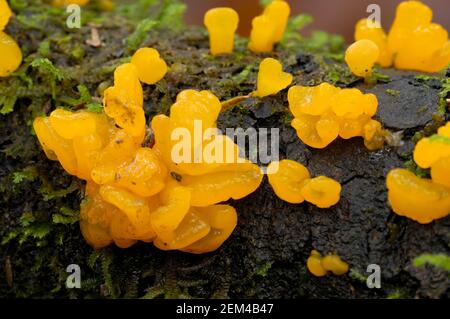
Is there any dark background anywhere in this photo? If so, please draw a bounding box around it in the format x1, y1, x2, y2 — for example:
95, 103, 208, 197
183, 0, 450, 42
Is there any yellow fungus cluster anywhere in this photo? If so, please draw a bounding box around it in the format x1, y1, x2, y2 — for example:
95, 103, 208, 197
267, 160, 341, 208
0, 0, 22, 77
387, 123, 450, 224
306, 250, 349, 277
34, 61, 262, 252
151, 89, 263, 208
131, 48, 168, 85
204, 8, 239, 56
288, 83, 384, 150
255, 58, 293, 98
248, 0, 290, 53
354, 1, 450, 73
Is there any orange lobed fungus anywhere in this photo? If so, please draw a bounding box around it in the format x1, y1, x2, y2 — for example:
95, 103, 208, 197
345, 39, 380, 79
151, 89, 263, 208
52, 0, 90, 6
255, 58, 293, 98
131, 48, 168, 85
288, 83, 384, 150
387, 122, 450, 224
306, 250, 349, 277
354, 1, 450, 73
34, 64, 262, 253
267, 160, 341, 208
204, 7, 239, 56
0, 0, 12, 31
0, 1, 22, 77
248, 0, 290, 53
103, 63, 146, 139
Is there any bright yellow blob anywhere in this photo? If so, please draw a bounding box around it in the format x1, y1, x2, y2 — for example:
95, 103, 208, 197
131, 48, 168, 85
288, 83, 383, 150
255, 58, 293, 98
267, 160, 341, 208
204, 7, 239, 56
345, 39, 380, 78
0, 0, 12, 31
307, 250, 349, 277
0, 31, 22, 77
354, 1, 450, 72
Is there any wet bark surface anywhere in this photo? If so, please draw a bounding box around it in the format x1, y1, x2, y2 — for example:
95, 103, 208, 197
0, 4, 448, 299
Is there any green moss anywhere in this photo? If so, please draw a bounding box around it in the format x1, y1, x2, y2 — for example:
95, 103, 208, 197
12, 166, 38, 184
402, 160, 429, 178
386, 89, 400, 96
126, 19, 158, 53
429, 134, 450, 144
413, 253, 450, 272
349, 269, 366, 283
52, 207, 79, 225
254, 262, 273, 277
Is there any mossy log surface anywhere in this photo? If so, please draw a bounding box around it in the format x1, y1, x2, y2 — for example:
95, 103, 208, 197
0, 2, 449, 298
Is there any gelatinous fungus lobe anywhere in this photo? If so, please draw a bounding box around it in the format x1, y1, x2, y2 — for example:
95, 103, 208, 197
204, 7, 239, 56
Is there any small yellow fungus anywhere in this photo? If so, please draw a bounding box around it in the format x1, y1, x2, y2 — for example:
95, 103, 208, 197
103, 63, 145, 140
288, 83, 383, 150
413, 134, 450, 170
248, 15, 277, 53
387, 122, 450, 224
248, 0, 291, 52
130, 48, 168, 85
53, 0, 90, 6
300, 176, 342, 209
321, 254, 349, 275
263, 0, 290, 43
267, 160, 310, 204
307, 250, 349, 277
204, 8, 239, 56
0, 31, 22, 77
413, 125, 450, 189
386, 169, 450, 224
306, 250, 327, 277
354, 1, 450, 73
255, 58, 293, 98
267, 160, 341, 208
181, 205, 238, 254
0, 0, 12, 31
355, 19, 393, 67
345, 39, 380, 78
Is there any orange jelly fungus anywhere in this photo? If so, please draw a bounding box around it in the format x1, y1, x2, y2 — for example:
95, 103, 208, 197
345, 39, 380, 78
267, 160, 341, 208
0, 0, 12, 31
255, 58, 293, 98
288, 83, 384, 150
387, 123, 450, 224
103, 63, 146, 139
248, 0, 290, 53
0, 1, 22, 77
151, 89, 263, 208
354, 1, 450, 73
53, 0, 90, 6
131, 48, 168, 85
34, 66, 262, 252
204, 7, 239, 56
307, 250, 349, 277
